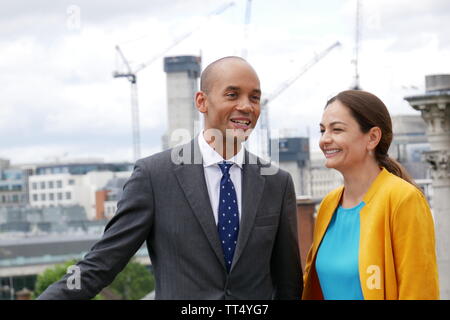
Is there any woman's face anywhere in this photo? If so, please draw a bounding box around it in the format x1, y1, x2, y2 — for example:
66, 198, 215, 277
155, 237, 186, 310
319, 100, 372, 172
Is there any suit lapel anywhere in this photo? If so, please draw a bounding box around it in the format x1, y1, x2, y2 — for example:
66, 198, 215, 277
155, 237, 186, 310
172, 141, 266, 273
231, 151, 265, 271
172, 139, 226, 269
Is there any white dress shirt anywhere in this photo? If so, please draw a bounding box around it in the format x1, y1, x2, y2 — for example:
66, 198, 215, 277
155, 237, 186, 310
198, 132, 244, 225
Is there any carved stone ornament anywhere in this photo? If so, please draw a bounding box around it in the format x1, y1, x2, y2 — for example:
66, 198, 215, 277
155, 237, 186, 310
423, 150, 450, 180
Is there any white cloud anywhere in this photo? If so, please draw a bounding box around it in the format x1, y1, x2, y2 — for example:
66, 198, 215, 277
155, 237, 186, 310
1, 0, 448, 163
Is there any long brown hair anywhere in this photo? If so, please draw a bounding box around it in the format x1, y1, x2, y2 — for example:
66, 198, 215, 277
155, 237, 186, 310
325, 90, 420, 189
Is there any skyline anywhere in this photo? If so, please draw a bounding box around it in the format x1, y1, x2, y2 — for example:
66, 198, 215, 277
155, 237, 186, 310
1, 0, 449, 164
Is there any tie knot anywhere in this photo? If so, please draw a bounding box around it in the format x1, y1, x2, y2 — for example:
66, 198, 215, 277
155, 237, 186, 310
218, 162, 233, 175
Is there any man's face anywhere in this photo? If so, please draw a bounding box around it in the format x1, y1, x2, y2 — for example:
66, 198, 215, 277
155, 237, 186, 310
196, 60, 261, 144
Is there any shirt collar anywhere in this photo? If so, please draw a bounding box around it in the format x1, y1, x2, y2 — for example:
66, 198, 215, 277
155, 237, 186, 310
198, 131, 244, 169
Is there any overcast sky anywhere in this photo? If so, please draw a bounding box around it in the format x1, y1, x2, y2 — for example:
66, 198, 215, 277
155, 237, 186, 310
1, 0, 449, 165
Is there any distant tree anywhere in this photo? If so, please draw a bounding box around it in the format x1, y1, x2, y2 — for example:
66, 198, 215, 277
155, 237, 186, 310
106, 259, 155, 300
33, 258, 154, 300
33, 259, 78, 299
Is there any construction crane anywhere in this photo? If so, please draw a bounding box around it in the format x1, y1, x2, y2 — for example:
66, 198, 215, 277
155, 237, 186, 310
113, 2, 235, 161
242, 0, 252, 59
259, 41, 342, 159
351, 0, 362, 90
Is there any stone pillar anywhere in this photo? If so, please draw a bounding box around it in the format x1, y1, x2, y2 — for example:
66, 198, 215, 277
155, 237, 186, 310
405, 74, 450, 299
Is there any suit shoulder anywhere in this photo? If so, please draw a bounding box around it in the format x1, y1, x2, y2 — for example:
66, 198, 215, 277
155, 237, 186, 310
135, 148, 174, 171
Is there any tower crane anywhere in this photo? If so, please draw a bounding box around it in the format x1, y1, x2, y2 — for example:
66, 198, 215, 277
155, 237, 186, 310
113, 2, 235, 161
351, 0, 362, 90
259, 41, 342, 159
242, 0, 252, 59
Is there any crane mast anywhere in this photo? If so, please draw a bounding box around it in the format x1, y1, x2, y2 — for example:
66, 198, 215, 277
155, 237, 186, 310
113, 2, 235, 162
242, 0, 252, 59
352, 0, 362, 90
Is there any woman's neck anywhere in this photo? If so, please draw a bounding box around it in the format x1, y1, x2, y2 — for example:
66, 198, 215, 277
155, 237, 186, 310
340, 161, 381, 208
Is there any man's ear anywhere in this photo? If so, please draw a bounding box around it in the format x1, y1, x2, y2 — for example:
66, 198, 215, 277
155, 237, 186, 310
367, 126, 382, 151
195, 91, 207, 114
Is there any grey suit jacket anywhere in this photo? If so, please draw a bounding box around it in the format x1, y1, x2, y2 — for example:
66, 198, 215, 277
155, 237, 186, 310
38, 138, 303, 300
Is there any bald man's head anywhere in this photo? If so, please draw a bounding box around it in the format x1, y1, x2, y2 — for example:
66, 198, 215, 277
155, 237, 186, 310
200, 56, 257, 94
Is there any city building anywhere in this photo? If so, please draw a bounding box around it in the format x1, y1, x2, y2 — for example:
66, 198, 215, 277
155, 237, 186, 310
29, 171, 131, 220
95, 176, 128, 220
33, 162, 132, 175
309, 151, 343, 201
405, 74, 450, 299
390, 114, 432, 199
273, 137, 311, 196
272, 136, 344, 200
26, 161, 132, 220
390, 115, 430, 177
0, 159, 30, 207
0, 205, 104, 234
162, 55, 201, 149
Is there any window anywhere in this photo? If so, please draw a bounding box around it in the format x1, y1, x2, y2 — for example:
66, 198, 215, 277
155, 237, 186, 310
32, 182, 37, 190
57, 193, 62, 200
48, 181, 54, 189
41, 194, 46, 201
49, 193, 54, 201
66, 192, 71, 200
56, 180, 62, 188
33, 194, 38, 201
68, 179, 75, 186
12, 195, 18, 203
40, 181, 46, 189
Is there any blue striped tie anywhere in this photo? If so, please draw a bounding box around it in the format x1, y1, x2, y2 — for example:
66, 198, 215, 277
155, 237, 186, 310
217, 162, 239, 273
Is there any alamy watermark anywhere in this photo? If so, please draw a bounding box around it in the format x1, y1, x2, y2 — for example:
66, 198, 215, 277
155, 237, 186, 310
169, 128, 280, 176
366, 265, 381, 290
66, 265, 81, 290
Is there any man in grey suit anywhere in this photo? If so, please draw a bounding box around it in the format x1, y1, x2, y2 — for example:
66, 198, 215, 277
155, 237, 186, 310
38, 56, 303, 300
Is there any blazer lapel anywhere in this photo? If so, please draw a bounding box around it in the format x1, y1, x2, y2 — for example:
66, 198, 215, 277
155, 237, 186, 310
172, 139, 226, 269
231, 151, 265, 271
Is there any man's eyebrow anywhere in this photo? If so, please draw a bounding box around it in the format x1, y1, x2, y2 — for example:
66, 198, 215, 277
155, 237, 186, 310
223, 86, 261, 94
224, 86, 240, 91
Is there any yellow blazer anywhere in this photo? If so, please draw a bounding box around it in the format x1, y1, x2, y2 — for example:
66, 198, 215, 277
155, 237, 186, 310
303, 168, 440, 300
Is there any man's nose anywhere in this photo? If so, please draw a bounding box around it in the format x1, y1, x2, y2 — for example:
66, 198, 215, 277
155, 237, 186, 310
236, 97, 255, 113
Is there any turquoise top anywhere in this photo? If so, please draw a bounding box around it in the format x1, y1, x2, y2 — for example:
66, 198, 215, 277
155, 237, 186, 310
315, 201, 365, 300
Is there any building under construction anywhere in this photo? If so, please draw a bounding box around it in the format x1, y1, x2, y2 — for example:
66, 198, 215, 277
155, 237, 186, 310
162, 55, 202, 150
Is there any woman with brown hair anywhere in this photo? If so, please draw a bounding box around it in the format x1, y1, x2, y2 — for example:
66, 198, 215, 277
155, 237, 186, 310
302, 90, 440, 300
